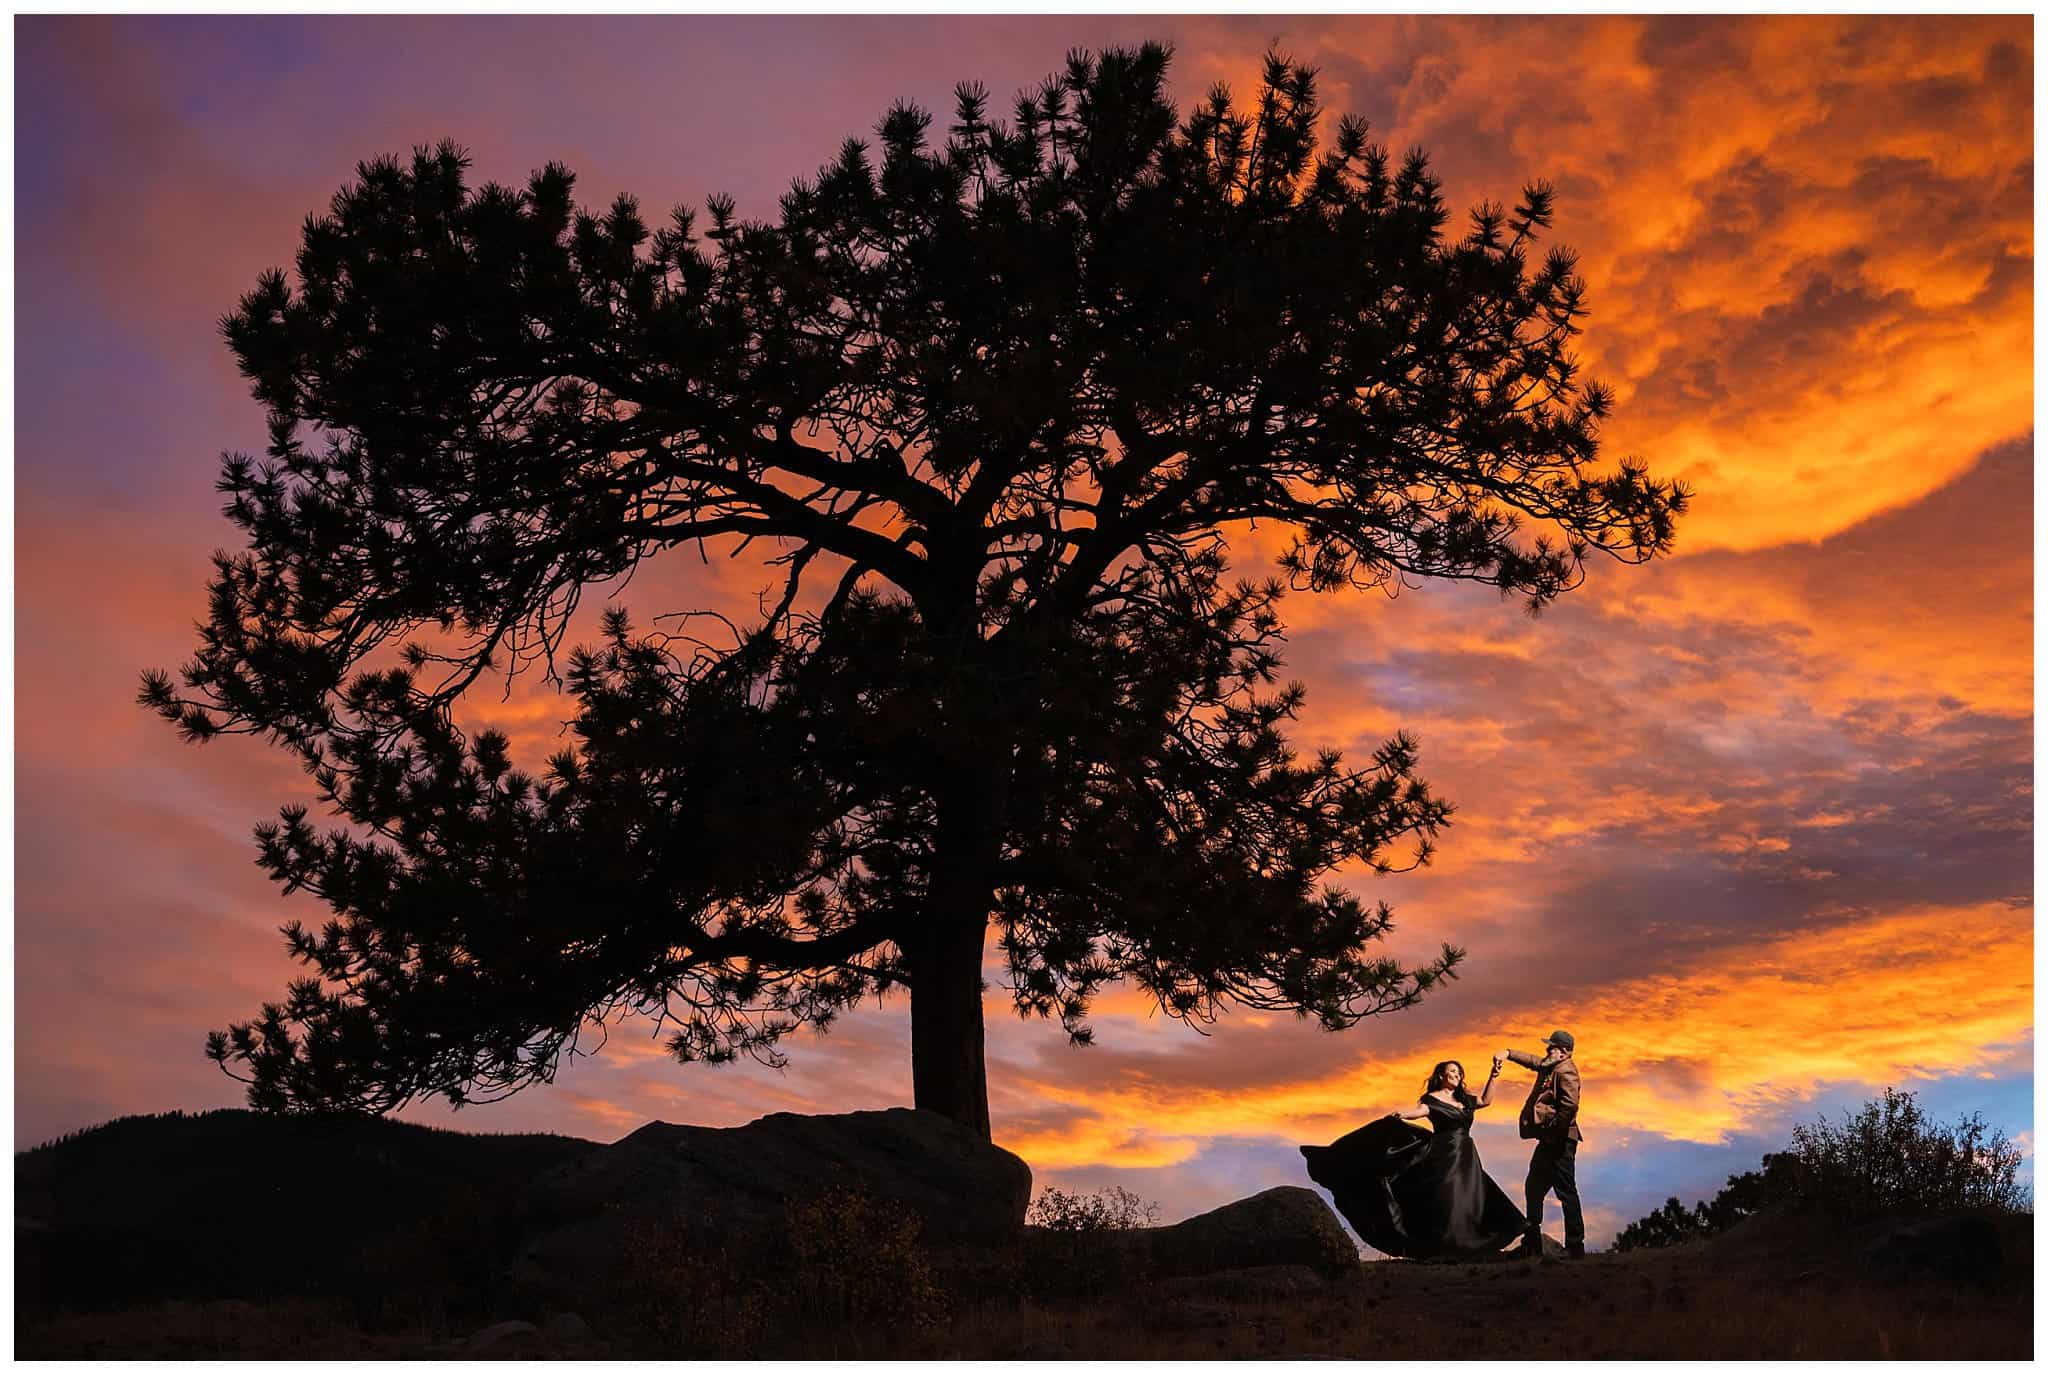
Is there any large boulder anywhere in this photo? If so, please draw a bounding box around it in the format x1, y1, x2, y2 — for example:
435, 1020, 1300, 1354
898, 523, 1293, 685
513, 1107, 1031, 1293
1125, 1187, 1361, 1278
996, 1188, 1359, 1304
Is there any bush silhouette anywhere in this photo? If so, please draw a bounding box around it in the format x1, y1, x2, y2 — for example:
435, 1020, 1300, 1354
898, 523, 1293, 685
1027, 1184, 1161, 1232
785, 1186, 949, 1330
1013, 1184, 1165, 1299
609, 1184, 944, 1356
1789, 1086, 2027, 1216
1616, 1088, 2028, 1252
611, 1215, 774, 1357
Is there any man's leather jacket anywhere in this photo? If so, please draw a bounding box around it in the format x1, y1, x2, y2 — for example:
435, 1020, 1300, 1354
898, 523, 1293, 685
1507, 1048, 1583, 1143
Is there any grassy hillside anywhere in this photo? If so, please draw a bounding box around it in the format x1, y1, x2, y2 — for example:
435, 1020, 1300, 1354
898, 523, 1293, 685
15, 1111, 2032, 1359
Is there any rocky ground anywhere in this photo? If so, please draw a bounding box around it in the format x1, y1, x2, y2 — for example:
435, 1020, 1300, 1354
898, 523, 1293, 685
1010, 1217, 2032, 1361
22, 1211, 2031, 1360
16, 1109, 2032, 1360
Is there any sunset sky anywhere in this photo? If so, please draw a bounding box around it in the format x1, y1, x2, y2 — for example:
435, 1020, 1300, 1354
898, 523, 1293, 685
14, 15, 2034, 1246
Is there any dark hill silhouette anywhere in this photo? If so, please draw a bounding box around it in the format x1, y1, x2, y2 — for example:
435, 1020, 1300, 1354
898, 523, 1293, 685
18, 1110, 598, 1321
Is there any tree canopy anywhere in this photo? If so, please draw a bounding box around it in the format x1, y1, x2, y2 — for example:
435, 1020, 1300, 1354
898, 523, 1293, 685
142, 42, 1688, 1135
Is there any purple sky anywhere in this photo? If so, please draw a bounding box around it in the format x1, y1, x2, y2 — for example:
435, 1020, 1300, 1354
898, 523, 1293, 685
13, 15, 2033, 1241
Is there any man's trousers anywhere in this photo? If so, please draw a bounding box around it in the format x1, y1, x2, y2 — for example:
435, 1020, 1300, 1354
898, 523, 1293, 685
1525, 1137, 1584, 1247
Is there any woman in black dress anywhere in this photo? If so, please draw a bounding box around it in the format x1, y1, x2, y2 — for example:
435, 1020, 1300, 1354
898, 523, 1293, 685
1299, 1058, 1526, 1259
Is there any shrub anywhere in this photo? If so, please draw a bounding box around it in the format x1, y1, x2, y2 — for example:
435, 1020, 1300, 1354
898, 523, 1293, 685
1614, 1152, 1810, 1252
1615, 1088, 2028, 1252
1016, 1185, 1162, 1300
1790, 1087, 2027, 1216
1614, 1196, 1709, 1253
610, 1215, 773, 1358
609, 1187, 947, 1356
783, 1186, 948, 1331
1026, 1185, 1160, 1232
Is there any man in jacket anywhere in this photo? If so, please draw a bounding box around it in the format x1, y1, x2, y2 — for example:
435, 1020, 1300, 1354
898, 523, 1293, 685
1497, 1029, 1584, 1259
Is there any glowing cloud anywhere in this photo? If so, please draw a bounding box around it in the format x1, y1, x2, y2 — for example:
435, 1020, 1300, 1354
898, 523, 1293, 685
14, 18, 2032, 1231
995, 899, 2033, 1167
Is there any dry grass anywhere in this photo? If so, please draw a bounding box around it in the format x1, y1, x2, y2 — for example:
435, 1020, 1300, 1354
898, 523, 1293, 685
17, 1210, 2030, 1360
18, 1300, 433, 1360
916, 1252, 2027, 1360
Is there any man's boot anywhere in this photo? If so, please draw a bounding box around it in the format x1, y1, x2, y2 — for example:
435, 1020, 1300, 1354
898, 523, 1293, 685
1564, 1241, 1586, 1260
1510, 1227, 1543, 1260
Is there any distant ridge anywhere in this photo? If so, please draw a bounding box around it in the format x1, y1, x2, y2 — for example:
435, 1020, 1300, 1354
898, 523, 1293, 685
19, 1107, 602, 1317
19, 1106, 597, 1157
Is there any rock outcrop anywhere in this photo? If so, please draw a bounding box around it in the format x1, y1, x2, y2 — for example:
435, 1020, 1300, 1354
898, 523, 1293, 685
1145, 1186, 1362, 1276
513, 1107, 1032, 1296
1074, 1186, 1361, 1279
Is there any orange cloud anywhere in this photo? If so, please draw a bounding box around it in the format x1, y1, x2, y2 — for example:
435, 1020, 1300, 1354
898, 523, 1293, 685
1159, 15, 2034, 554
16, 18, 2032, 1197
994, 899, 2032, 1167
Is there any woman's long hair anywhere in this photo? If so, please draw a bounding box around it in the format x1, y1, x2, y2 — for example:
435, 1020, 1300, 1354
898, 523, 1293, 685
1420, 1060, 1478, 1109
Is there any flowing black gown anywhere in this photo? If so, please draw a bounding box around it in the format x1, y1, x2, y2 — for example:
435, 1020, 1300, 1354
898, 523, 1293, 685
1299, 1096, 1525, 1259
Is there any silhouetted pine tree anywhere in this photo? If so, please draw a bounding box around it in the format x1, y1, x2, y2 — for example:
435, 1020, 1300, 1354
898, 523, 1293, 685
141, 43, 1688, 1136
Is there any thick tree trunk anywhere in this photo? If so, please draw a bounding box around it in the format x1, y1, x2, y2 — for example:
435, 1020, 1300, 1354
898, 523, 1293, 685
907, 915, 992, 1139
907, 585, 1001, 1140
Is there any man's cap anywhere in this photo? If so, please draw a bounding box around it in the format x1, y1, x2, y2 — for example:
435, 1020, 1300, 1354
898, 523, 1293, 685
1546, 1029, 1575, 1051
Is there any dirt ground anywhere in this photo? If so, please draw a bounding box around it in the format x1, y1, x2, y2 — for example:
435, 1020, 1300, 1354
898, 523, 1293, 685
19, 1212, 2032, 1360
950, 1242, 2032, 1360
